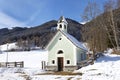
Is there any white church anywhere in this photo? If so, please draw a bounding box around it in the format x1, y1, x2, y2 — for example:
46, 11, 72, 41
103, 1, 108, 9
45, 16, 88, 71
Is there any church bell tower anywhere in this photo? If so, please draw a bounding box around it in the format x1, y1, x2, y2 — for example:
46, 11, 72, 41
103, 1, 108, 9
57, 16, 68, 33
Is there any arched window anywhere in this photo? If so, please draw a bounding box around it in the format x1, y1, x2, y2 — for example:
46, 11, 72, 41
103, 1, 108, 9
58, 50, 63, 54
59, 24, 62, 28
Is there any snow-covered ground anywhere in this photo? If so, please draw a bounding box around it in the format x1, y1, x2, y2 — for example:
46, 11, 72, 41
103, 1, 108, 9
0, 50, 82, 80
0, 43, 120, 80
0, 43, 82, 80
74, 53, 120, 80
0, 43, 18, 51
0, 50, 48, 68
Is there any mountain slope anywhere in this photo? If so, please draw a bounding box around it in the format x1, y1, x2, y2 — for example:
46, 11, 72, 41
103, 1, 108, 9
0, 18, 83, 48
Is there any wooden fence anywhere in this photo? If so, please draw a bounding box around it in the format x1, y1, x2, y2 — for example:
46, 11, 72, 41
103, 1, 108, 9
0, 61, 24, 68
77, 58, 94, 68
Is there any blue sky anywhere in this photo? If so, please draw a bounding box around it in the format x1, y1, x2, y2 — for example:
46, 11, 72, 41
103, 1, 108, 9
0, 0, 107, 29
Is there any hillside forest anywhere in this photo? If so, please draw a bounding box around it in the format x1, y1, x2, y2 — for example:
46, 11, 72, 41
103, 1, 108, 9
82, 0, 120, 54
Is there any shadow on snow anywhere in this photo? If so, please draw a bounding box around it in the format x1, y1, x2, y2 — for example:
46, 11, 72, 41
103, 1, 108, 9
96, 54, 120, 62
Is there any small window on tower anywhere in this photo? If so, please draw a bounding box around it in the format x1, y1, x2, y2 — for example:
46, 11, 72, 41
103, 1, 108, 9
59, 24, 62, 28
64, 25, 66, 29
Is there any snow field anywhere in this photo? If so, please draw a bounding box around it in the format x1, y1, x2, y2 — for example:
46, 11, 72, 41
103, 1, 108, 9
0, 50, 48, 68
74, 54, 120, 80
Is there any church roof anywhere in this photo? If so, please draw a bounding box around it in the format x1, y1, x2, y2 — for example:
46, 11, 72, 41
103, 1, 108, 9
45, 30, 88, 51
61, 31, 88, 51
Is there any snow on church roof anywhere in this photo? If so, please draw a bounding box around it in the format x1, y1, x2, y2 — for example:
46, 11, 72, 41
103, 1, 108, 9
61, 31, 88, 51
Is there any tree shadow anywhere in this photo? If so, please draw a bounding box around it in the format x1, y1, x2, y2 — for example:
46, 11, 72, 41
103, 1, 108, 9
96, 55, 120, 62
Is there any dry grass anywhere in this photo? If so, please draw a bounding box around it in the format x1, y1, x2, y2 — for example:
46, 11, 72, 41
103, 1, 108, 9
67, 77, 74, 80
53, 71, 82, 75
67, 77, 81, 80
19, 74, 31, 80
37, 71, 82, 75
112, 49, 120, 55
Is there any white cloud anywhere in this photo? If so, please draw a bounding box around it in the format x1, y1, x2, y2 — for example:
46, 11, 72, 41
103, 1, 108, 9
0, 0, 51, 28
0, 12, 26, 29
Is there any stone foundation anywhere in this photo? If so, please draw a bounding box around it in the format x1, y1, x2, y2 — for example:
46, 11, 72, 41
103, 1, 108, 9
64, 66, 78, 71
45, 66, 58, 71
45, 66, 78, 71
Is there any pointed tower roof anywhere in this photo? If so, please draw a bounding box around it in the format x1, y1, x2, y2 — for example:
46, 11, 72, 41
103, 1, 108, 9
58, 16, 68, 24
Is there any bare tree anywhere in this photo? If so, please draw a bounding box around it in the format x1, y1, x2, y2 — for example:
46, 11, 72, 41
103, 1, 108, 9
82, 0, 120, 55
81, 1, 106, 54
104, 0, 116, 12
116, 0, 120, 9
104, 0, 120, 50
82, 1, 100, 22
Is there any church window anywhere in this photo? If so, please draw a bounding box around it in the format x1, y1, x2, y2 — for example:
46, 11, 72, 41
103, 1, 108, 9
59, 24, 62, 28
58, 50, 63, 54
59, 38, 62, 40
52, 60, 55, 64
81, 53, 84, 60
67, 60, 70, 64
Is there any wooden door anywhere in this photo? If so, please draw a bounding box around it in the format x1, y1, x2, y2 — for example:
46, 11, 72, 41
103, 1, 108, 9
57, 57, 64, 71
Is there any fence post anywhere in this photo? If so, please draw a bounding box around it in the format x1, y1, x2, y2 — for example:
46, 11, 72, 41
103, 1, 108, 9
6, 62, 8, 68
91, 59, 94, 65
42, 61, 43, 70
41, 61, 46, 70
44, 61, 46, 70
21, 61, 24, 67
15, 62, 17, 67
